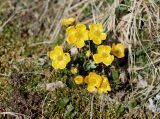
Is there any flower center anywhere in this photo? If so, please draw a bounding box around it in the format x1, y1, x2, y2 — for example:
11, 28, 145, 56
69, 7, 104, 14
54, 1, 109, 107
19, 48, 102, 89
75, 32, 83, 38
101, 53, 108, 58
94, 30, 101, 36
114, 50, 121, 55
57, 55, 64, 61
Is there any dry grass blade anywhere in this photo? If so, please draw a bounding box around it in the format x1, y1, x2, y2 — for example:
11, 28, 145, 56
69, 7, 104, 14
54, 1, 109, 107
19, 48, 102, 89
0, 112, 31, 119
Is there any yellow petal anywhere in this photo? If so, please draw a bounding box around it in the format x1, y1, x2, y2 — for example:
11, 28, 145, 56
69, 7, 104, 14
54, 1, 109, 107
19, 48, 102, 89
57, 59, 67, 69
98, 85, 111, 94
61, 17, 75, 26
97, 88, 105, 94
55, 53, 70, 69
101, 76, 111, 91
83, 30, 89, 41
87, 77, 97, 86
92, 38, 102, 45
116, 51, 125, 58
98, 76, 111, 93
106, 84, 111, 91
96, 24, 104, 32
66, 26, 76, 35
49, 50, 57, 60
66, 35, 77, 44
97, 45, 111, 54
88, 72, 96, 76
51, 60, 59, 69
75, 39, 85, 48
75, 25, 88, 41
87, 85, 97, 92
89, 24, 103, 32
68, 17, 75, 22
112, 43, 125, 58
88, 72, 102, 88
49, 46, 63, 60
88, 31, 94, 39
64, 53, 71, 63
103, 55, 114, 66
74, 75, 83, 84
76, 23, 86, 31
100, 33, 107, 40
54, 46, 63, 54
93, 54, 102, 63
89, 31, 99, 43
89, 24, 97, 31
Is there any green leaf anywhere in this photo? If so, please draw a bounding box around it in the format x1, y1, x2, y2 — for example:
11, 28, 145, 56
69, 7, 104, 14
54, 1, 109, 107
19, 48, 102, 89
0, 15, 5, 21
111, 71, 119, 80
128, 101, 137, 111
110, 79, 122, 91
56, 97, 69, 108
84, 60, 97, 71
64, 104, 74, 117
118, 5, 129, 12
82, 4, 92, 17
66, 78, 76, 89
116, 104, 125, 114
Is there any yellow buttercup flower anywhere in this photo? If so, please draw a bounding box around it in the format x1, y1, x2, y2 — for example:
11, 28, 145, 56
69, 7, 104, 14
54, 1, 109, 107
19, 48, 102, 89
49, 46, 71, 69
74, 75, 84, 84
71, 67, 78, 74
86, 50, 91, 57
66, 24, 89, 48
84, 73, 111, 94
97, 76, 111, 94
112, 43, 125, 58
61, 17, 75, 26
89, 23, 107, 45
86, 72, 102, 92
93, 45, 114, 66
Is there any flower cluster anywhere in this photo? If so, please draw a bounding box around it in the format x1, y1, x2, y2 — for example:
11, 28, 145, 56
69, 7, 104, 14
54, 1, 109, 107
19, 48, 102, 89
49, 17, 126, 94
74, 72, 111, 94
66, 23, 106, 48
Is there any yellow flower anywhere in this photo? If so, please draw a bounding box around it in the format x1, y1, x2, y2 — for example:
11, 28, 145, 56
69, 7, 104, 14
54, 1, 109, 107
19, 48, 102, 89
86, 72, 102, 92
66, 24, 88, 48
93, 45, 114, 66
87, 72, 102, 87
97, 76, 111, 94
89, 23, 107, 45
74, 75, 84, 84
85, 73, 111, 94
86, 50, 91, 57
49, 46, 71, 69
61, 17, 75, 26
111, 43, 125, 58
71, 67, 78, 74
